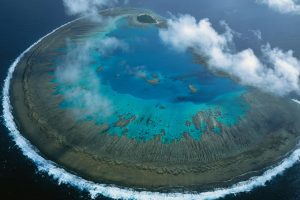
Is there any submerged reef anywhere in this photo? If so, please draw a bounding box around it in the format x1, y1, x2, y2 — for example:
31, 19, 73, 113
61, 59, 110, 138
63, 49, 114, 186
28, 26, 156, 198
10, 8, 300, 191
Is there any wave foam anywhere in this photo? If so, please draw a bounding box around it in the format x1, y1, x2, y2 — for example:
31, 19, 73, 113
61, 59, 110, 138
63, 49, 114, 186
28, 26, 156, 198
2, 21, 300, 200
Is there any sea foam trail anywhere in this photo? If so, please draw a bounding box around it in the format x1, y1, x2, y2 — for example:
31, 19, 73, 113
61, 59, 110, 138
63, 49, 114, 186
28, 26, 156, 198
2, 20, 300, 200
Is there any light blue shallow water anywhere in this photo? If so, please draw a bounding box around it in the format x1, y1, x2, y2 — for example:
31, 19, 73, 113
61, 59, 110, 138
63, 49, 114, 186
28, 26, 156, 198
53, 17, 248, 143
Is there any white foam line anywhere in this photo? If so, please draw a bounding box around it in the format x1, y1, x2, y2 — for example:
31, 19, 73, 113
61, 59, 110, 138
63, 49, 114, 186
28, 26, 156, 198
292, 99, 300, 105
3, 20, 300, 200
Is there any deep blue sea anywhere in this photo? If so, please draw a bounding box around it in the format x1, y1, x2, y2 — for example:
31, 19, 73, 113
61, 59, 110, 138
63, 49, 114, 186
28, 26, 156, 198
1, 0, 300, 199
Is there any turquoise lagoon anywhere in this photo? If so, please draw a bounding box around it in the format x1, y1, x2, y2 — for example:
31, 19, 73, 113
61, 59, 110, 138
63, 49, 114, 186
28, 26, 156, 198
53, 17, 249, 143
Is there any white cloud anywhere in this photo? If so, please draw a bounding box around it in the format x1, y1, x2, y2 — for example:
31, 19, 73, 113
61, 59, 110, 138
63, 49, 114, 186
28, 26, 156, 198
251, 29, 262, 40
97, 37, 128, 56
55, 37, 127, 119
257, 0, 300, 14
159, 15, 300, 96
62, 0, 119, 17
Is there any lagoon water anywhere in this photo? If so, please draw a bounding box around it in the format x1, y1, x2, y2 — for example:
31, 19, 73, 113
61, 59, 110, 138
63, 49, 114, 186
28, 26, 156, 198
54, 17, 247, 143
2, 0, 300, 200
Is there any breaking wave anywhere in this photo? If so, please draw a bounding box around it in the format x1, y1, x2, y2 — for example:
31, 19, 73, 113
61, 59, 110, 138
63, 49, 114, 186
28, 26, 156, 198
2, 20, 300, 200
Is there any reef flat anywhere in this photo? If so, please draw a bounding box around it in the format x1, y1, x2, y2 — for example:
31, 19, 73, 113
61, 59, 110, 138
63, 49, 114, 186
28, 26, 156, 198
10, 8, 300, 191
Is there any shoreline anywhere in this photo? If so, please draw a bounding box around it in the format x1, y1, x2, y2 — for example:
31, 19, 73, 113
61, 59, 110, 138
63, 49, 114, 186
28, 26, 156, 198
3, 7, 300, 200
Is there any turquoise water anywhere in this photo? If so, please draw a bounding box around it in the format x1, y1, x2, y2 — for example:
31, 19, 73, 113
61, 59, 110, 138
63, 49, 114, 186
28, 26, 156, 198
53, 17, 249, 143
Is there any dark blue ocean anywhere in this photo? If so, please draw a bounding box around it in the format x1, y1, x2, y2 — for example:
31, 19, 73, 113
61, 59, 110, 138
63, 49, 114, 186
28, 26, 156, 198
1, 0, 300, 199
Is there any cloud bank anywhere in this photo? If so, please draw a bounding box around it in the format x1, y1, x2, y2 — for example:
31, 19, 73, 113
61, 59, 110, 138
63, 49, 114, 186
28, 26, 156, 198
55, 40, 112, 119
257, 0, 300, 14
59, 0, 129, 119
159, 15, 300, 96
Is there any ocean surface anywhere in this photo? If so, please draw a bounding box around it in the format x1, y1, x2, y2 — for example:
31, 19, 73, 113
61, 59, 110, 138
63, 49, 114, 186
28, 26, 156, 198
1, 0, 300, 199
